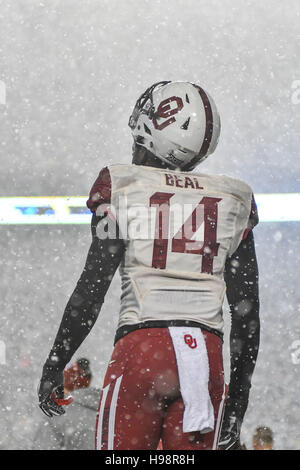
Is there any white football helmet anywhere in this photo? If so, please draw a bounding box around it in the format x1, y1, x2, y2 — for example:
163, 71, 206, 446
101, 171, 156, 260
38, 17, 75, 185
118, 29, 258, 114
128, 81, 221, 171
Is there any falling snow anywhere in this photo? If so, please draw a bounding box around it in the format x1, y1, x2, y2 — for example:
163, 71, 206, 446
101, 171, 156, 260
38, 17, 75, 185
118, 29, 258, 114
0, 0, 300, 450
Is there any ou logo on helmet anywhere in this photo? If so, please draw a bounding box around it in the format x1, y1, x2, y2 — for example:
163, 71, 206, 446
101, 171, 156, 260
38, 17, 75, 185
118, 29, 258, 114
152, 96, 184, 131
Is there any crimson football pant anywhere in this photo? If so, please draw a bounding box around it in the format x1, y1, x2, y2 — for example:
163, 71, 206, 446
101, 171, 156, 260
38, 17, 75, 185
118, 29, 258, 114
95, 328, 225, 450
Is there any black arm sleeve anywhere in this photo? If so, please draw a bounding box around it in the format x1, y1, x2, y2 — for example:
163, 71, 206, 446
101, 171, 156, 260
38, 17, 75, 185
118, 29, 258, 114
45, 214, 125, 370
223, 230, 260, 422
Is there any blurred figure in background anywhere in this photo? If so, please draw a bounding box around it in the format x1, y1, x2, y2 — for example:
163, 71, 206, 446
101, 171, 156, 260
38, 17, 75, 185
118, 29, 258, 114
252, 426, 274, 450
34, 358, 100, 450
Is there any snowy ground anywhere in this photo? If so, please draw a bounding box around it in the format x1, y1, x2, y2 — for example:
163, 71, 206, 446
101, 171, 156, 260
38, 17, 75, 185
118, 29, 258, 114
0, 0, 299, 450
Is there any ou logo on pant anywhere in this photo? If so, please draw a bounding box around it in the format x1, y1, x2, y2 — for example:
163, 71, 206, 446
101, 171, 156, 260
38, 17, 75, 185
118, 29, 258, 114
184, 334, 197, 349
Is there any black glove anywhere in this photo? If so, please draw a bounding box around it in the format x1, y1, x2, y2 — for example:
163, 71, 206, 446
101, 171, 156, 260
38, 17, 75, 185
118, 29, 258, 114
218, 414, 242, 450
38, 360, 65, 418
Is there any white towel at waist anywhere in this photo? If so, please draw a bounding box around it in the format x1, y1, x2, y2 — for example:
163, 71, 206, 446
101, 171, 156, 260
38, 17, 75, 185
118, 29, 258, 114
169, 326, 215, 434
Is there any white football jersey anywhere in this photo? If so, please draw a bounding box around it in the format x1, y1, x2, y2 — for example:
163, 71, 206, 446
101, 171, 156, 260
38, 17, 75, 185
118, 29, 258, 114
88, 164, 257, 335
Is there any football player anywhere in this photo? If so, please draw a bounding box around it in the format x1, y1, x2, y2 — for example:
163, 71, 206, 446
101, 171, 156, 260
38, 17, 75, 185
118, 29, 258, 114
38, 81, 260, 450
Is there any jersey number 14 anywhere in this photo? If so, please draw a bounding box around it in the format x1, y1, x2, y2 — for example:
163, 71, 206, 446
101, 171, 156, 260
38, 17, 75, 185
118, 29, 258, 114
150, 192, 222, 274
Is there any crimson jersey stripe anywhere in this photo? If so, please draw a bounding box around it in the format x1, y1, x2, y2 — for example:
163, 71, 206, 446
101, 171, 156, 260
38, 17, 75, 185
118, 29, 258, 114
86, 166, 112, 213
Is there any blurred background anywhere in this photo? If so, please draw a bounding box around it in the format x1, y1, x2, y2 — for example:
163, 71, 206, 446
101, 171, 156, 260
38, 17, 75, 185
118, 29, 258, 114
0, 0, 299, 449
